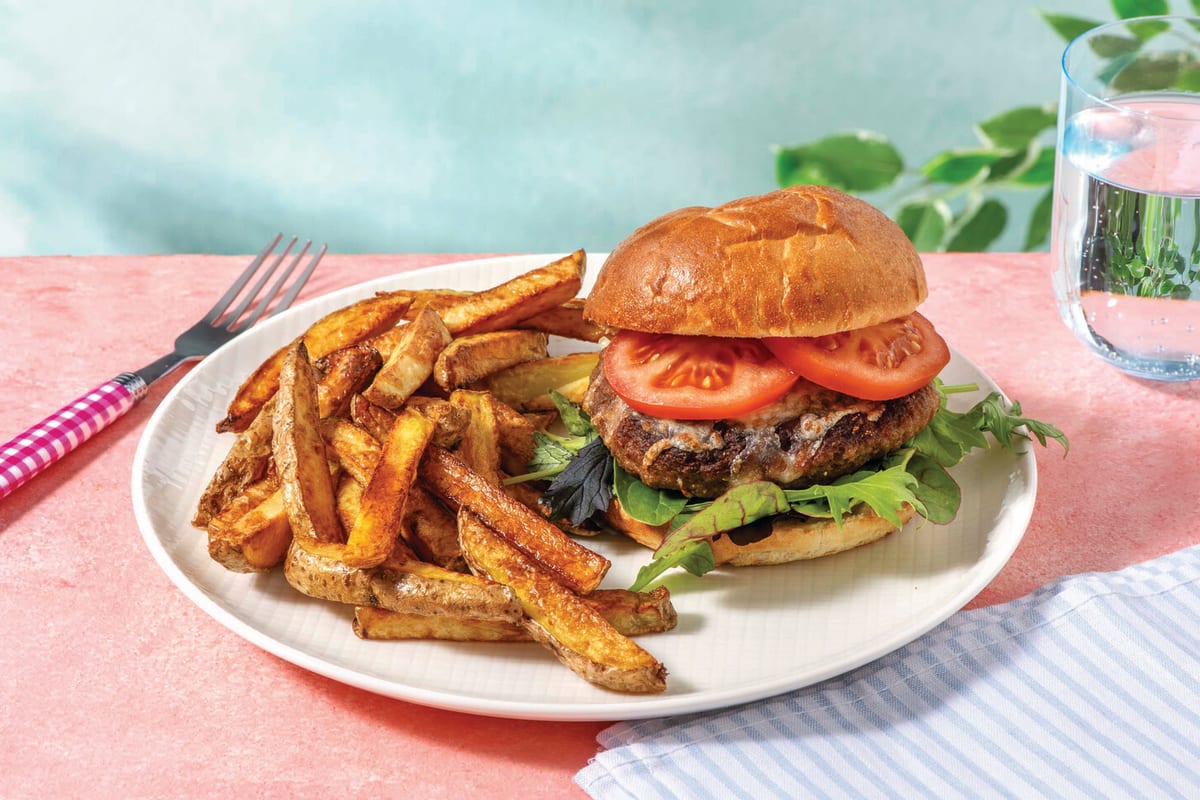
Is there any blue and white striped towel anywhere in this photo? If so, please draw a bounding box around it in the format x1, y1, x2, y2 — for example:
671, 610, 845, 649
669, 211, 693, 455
576, 545, 1200, 799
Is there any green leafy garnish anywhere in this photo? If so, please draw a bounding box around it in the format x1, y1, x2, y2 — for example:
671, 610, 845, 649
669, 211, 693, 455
541, 438, 613, 526
522, 383, 1066, 591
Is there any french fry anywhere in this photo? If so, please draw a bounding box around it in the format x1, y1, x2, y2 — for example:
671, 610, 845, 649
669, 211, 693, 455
334, 473, 364, 535
312, 344, 385, 419
193, 395, 276, 528
361, 305, 452, 409
353, 606, 528, 642
514, 297, 606, 343
352, 586, 676, 641
206, 475, 291, 572
401, 485, 465, 571
437, 250, 585, 336
349, 394, 395, 442
404, 395, 470, 448
433, 329, 549, 392
273, 343, 343, 547
283, 540, 521, 623
195, 344, 382, 527
479, 351, 598, 412
321, 417, 381, 486
503, 479, 598, 537
448, 390, 503, 485
218, 293, 412, 433
492, 399, 538, 477
421, 445, 610, 594
457, 509, 667, 693
341, 409, 435, 568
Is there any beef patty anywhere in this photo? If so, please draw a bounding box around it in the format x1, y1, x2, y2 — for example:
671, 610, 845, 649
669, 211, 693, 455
583, 355, 941, 498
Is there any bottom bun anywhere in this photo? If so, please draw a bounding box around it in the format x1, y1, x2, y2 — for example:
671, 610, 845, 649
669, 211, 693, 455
605, 502, 915, 566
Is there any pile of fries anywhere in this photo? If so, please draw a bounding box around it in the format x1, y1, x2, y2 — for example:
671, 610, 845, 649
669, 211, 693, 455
191, 251, 672, 693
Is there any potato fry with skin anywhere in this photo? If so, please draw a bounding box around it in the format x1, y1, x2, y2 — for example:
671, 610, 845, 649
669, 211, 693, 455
312, 345, 385, 419
421, 445, 610, 594
283, 540, 521, 623
352, 586, 676, 641
195, 344, 382, 528
491, 399, 538, 477
457, 509, 667, 693
433, 329, 549, 392
514, 298, 606, 343
362, 305, 453, 410
349, 394, 395, 442
448, 390, 503, 485
334, 473, 364, 535
274, 343, 343, 547
353, 606, 528, 642
437, 250, 585, 336
341, 409, 435, 568
206, 475, 291, 572
480, 352, 598, 412
321, 417, 381, 486
193, 395, 276, 528
218, 293, 412, 433
404, 396, 470, 448
401, 485, 465, 571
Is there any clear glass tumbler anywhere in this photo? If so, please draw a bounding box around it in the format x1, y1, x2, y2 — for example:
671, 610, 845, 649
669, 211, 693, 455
1051, 15, 1200, 381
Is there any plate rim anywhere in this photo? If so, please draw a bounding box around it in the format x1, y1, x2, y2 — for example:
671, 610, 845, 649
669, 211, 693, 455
131, 252, 1037, 722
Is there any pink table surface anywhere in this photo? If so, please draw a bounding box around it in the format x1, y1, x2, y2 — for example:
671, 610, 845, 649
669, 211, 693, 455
1, 251, 1196, 799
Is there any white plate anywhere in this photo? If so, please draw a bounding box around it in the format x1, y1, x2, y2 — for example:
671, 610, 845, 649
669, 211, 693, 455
132, 253, 1037, 722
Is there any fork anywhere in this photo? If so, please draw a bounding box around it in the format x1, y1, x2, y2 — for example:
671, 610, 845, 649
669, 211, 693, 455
0, 234, 326, 501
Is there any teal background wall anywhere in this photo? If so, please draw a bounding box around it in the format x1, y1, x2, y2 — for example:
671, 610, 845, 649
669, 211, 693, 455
1, 0, 1113, 257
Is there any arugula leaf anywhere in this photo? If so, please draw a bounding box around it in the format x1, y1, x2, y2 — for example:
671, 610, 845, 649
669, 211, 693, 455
541, 438, 613, 526
783, 463, 924, 528
629, 540, 715, 593
976, 395, 1069, 454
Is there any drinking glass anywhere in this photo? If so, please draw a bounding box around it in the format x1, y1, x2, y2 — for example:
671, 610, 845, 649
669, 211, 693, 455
1051, 16, 1200, 381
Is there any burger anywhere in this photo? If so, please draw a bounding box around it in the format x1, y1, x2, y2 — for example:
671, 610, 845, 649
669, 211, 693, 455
573, 184, 952, 571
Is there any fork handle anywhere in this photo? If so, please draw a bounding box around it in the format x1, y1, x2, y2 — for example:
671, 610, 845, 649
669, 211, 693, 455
0, 373, 148, 501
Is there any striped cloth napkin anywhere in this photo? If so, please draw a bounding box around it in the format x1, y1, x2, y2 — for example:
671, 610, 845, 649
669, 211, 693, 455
576, 545, 1200, 799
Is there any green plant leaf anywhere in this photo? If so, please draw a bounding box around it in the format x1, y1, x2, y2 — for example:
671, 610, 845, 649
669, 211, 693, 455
1179, 65, 1200, 91
1087, 33, 1142, 58
896, 201, 951, 252
1111, 0, 1170, 39
1111, 52, 1184, 91
921, 149, 1006, 184
1024, 188, 1054, 251
628, 539, 715, 592
1111, 0, 1167, 17
906, 453, 961, 525
946, 199, 1008, 252
1009, 146, 1056, 186
976, 105, 1058, 149
613, 464, 689, 526
1037, 11, 1102, 42
775, 132, 904, 192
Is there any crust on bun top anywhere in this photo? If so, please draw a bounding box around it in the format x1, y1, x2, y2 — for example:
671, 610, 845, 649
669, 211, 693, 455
584, 184, 928, 338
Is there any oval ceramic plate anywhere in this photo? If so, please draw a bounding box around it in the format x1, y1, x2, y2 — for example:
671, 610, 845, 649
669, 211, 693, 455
132, 253, 1037, 722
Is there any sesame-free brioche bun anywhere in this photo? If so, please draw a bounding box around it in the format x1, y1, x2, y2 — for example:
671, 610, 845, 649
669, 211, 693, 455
585, 184, 927, 338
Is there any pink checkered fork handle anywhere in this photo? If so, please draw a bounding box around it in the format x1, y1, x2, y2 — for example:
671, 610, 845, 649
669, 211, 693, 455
0, 235, 325, 501
0, 374, 148, 499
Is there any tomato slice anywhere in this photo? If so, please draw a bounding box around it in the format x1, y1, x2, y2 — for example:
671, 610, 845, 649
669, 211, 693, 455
603, 331, 799, 420
762, 312, 950, 401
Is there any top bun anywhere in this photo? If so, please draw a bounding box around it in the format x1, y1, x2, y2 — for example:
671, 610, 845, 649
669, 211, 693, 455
585, 185, 928, 337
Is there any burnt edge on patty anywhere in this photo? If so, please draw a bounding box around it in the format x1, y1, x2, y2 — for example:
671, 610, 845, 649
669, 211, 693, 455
584, 355, 941, 498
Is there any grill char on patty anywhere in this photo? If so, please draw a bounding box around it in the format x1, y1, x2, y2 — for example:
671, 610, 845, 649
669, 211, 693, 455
583, 355, 941, 498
